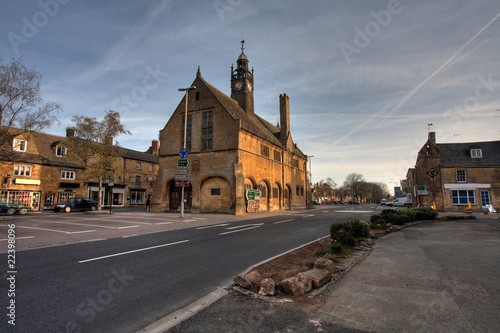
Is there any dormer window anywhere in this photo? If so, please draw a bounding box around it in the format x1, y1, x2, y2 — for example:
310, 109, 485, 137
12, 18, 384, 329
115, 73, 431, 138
13, 139, 27, 152
470, 148, 482, 158
56, 146, 67, 157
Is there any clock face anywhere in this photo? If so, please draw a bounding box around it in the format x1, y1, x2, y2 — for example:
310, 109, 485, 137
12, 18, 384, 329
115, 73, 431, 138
234, 80, 243, 91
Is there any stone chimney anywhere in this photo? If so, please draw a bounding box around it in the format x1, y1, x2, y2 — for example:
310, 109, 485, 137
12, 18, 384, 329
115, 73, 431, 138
428, 132, 436, 144
104, 137, 113, 145
279, 93, 290, 142
66, 128, 75, 137
150, 139, 159, 156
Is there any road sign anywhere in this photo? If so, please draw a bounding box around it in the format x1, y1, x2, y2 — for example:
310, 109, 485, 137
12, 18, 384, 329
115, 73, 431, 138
175, 174, 188, 180
179, 148, 188, 159
175, 169, 188, 175
175, 180, 190, 187
177, 159, 190, 167
417, 185, 427, 190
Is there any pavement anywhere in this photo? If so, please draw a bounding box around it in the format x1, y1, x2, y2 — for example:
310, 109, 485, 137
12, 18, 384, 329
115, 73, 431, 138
140, 211, 500, 333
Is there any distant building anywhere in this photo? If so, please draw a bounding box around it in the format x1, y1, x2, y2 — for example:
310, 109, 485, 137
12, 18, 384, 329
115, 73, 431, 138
0, 126, 158, 210
406, 132, 499, 212
152, 43, 309, 214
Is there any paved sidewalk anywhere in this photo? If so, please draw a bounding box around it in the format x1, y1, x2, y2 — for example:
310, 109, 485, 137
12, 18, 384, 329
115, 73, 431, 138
161, 218, 500, 333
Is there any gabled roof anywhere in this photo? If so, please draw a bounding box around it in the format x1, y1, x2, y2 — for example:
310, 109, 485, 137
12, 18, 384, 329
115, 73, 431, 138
199, 75, 285, 148
436, 141, 500, 167
0, 126, 158, 166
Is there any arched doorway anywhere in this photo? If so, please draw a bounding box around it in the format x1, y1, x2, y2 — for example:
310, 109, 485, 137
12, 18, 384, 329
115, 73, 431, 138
258, 180, 270, 211
169, 181, 192, 211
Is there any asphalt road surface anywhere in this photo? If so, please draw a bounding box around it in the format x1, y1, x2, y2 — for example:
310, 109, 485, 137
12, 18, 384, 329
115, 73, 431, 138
0, 206, 374, 332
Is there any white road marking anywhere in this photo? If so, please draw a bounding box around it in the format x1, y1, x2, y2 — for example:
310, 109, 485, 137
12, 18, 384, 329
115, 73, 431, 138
117, 226, 140, 229
220, 225, 262, 235
78, 239, 190, 263
155, 222, 173, 225
0, 236, 34, 241
196, 223, 230, 229
301, 214, 315, 218
15, 225, 95, 234
226, 223, 263, 230
27, 219, 118, 229
273, 219, 295, 224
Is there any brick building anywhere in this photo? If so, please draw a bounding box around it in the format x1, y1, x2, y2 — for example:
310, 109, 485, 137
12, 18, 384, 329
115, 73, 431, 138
406, 132, 500, 212
152, 44, 309, 214
0, 127, 159, 210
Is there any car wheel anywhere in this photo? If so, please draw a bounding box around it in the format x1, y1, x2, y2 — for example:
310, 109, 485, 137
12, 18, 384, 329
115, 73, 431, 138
7, 208, 16, 215
64, 206, 71, 213
18, 209, 28, 215
90, 205, 97, 211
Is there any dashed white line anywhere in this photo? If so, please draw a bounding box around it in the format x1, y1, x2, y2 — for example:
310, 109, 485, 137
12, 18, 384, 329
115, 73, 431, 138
220, 224, 263, 235
273, 219, 295, 224
78, 239, 190, 263
117, 226, 140, 229
155, 222, 173, 225
225, 223, 263, 230
301, 214, 315, 218
15, 225, 95, 234
196, 223, 230, 229
0, 236, 34, 242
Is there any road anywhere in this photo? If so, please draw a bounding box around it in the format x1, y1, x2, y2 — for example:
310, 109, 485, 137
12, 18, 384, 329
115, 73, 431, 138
0, 205, 376, 332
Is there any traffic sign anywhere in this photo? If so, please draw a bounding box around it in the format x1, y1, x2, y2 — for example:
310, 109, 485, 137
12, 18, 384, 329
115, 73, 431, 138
175, 180, 190, 187
177, 159, 190, 167
179, 148, 188, 159
175, 169, 188, 175
175, 174, 188, 180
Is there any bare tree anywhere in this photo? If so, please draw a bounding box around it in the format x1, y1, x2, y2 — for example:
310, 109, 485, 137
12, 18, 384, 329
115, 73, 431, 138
66, 110, 131, 210
343, 173, 365, 201
0, 57, 62, 147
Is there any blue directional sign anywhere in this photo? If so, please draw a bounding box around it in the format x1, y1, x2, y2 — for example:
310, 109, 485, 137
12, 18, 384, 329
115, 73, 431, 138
179, 148, 188, 159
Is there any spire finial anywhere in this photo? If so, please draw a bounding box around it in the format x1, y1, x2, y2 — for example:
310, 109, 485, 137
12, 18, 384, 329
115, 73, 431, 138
240, 39, 245, 53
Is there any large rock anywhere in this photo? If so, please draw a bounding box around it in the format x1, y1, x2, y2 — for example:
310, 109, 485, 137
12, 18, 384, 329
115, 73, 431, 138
313, 258, 336, 274
258, 278, 275, 296
281, 275, 312, 296
233, 275, 253, 289
298, 269, 332, 289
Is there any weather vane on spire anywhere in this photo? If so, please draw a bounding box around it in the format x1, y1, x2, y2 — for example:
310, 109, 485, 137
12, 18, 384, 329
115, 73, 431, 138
240, 39, 245, 53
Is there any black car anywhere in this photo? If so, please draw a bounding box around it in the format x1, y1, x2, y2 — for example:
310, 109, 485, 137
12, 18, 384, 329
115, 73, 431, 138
54, 198, 98, 213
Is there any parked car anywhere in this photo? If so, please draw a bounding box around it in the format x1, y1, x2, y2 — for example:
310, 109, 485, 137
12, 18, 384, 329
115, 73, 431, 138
54, 198, 98, 213
387, 197, 408, 207
381, 199, 387, 205
0, 202, 28, 215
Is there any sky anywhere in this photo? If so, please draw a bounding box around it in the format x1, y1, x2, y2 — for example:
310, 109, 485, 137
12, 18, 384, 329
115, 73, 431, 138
2, 0, 500, 192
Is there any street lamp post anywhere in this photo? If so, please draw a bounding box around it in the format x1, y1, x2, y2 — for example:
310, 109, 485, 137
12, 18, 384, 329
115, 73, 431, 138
178, 86, 196, 218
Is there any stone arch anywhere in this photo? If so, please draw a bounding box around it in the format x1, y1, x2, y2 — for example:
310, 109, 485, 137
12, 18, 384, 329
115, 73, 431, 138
200, 176, 231, 213
258, 179, 271, 212
244, 177, 257, 191
272, 182, 282, 211
284, 183, 292, 210
169, 178, 192, 211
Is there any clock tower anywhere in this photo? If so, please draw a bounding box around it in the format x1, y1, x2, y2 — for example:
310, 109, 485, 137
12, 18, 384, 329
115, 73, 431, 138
231, 40, 254, 114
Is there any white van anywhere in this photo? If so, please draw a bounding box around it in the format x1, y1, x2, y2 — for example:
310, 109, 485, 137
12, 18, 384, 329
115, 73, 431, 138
387, 198, 407, 207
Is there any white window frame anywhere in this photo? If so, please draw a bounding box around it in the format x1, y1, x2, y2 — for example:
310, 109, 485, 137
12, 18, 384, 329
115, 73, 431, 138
61, 170, 75, 180
14, 165, 32, 177
457, 170, 466, 183
13, 139, 27, 152
56, 146, 67, 157
149, 164, 154, 172
136, 162, 142, 170
470, 149, 482, 158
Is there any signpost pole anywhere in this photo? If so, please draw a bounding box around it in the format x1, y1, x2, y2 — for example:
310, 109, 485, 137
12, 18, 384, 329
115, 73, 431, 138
178, 86, 196, 218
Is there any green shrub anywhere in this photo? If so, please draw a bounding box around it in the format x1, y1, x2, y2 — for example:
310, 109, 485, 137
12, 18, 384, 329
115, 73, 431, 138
414, 207, 438, 220
330, 220, 370, 249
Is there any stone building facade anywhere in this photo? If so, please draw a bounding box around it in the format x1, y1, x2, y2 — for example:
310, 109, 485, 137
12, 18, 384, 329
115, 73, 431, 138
406, 132, 500, 212
152, 46, 309, 215
0, 127, 159, 210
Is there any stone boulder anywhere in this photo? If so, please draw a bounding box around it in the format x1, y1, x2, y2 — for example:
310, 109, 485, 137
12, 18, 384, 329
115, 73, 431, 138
233, 275, 253, 289
281, 274, 312, 296
298, 269, 332, 289
313, 258, 336, 274
258, 278, 275, 296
